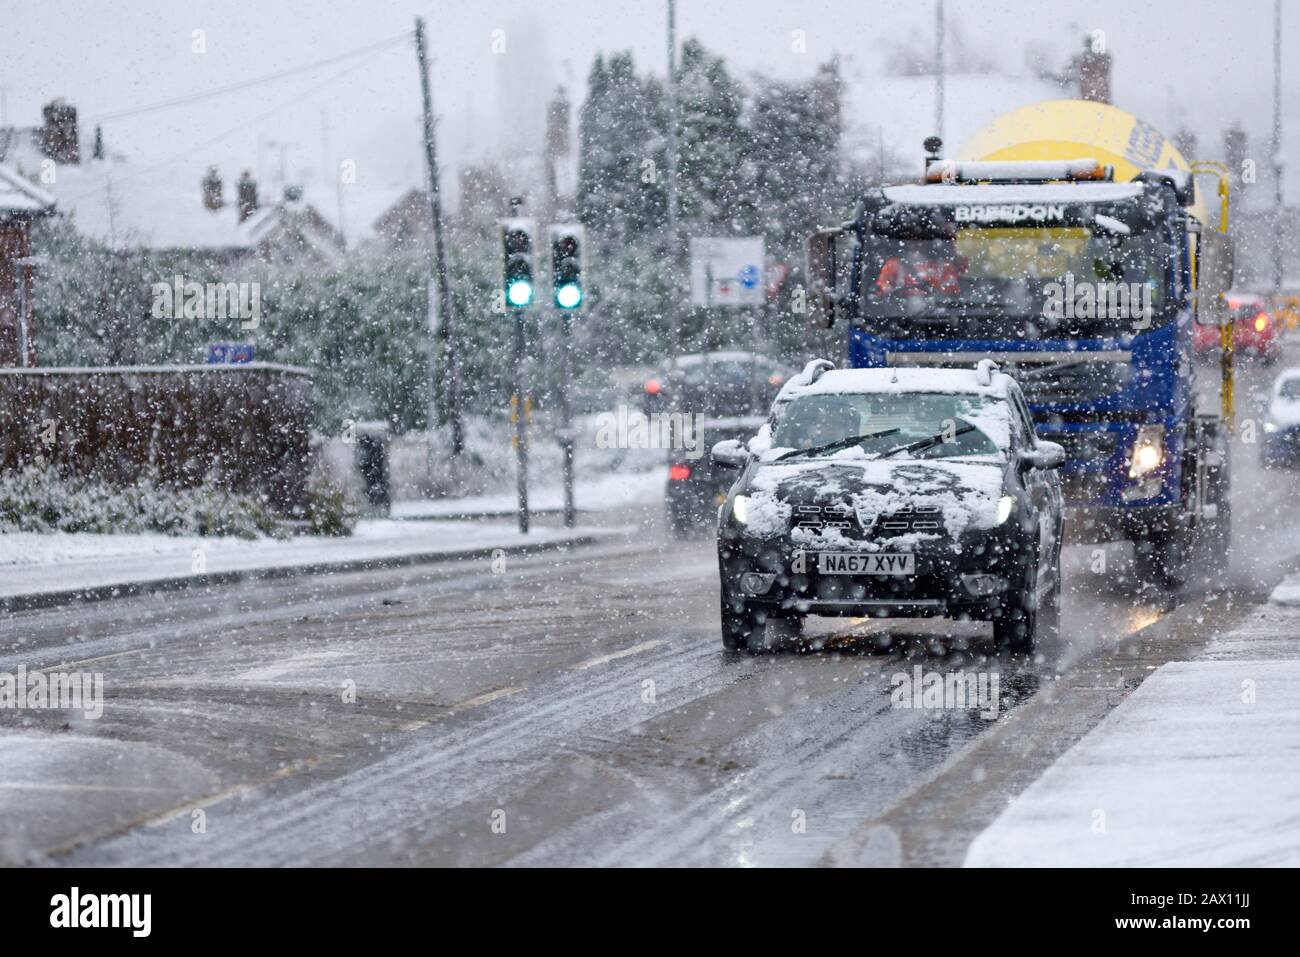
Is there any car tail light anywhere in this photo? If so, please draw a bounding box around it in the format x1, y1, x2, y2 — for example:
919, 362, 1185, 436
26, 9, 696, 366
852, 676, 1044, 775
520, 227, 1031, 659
1255, 313, 1269, 332
767, 373, 784, 386
644, 378, 662, 396
669, 464, 692, 481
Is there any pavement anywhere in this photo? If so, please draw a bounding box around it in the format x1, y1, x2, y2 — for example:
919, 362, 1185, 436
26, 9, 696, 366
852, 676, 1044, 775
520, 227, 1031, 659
962, 574, 1300, 867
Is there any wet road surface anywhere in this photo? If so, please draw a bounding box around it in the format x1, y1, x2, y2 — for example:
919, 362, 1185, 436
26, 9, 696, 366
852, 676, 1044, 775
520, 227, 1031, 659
2, 353, 1299, 866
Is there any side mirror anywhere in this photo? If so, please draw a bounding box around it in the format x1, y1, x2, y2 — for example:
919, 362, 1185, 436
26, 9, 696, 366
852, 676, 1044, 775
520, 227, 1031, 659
711, 439, 749, 469
1020, 441, 1066, 471
805, 228, 848, 329
1196, 230, 1235, 326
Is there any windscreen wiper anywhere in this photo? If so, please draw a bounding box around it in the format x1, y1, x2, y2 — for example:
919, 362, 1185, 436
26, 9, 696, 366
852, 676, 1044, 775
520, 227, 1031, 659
879, 424, 978, 459
775, 428, 900, 461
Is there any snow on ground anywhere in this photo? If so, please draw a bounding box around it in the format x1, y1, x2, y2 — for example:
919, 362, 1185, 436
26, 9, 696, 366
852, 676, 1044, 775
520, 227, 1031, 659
1268, 573, 1300, 606
393, 467, 664, 518
965, 579, 1300, 867
0, 519, 613, 601
0, 460, 663, 600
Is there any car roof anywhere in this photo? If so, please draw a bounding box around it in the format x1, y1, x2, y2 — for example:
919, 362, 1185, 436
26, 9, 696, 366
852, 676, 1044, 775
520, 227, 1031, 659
776, 365, 1014, 404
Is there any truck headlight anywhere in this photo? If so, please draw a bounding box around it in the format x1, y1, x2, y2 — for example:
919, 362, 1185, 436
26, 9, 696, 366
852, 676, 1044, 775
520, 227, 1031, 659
732, 494, 751, 524
996, 495, 1015, 525
1128, 425, 1165, 479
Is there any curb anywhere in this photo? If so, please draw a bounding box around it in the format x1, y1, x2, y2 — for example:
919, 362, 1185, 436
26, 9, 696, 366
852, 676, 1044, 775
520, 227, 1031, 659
0, 534, 600, 614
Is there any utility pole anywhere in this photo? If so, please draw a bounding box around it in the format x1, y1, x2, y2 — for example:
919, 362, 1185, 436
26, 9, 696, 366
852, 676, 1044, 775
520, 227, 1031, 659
414, 17, 464, 455
934, 0, 945, 144
1272, 0, 1285, 294
666, 0, 681, 356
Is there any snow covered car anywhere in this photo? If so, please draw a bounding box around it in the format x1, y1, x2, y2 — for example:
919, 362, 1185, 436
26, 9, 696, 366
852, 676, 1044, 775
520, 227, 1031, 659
713, 360, 1065, 653
1262, 368, 1300, 467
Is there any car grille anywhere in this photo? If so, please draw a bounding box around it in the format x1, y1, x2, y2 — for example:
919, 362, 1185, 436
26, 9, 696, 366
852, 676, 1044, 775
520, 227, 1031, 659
791, 503, 943, 535
872, 504, 944, 534
793, 504, 855, 531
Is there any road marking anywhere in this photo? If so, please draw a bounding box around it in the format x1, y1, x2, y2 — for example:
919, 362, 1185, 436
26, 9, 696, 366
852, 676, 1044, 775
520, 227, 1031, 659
31, 648, 145, 673
570, 639, 666, 671
142, 760, 317, 827
396, 686, 523, 732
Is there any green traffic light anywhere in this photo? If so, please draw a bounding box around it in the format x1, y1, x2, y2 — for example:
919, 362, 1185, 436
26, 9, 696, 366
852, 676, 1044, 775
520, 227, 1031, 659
555, 283, 583, 309
507, 280, 533, 307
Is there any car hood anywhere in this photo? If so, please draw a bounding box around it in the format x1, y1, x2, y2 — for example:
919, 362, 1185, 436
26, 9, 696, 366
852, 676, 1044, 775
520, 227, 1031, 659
744, 456, 1006, 549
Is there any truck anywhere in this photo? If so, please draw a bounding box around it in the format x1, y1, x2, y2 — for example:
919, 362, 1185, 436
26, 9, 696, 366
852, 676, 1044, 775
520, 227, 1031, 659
805, 99, 1236, 587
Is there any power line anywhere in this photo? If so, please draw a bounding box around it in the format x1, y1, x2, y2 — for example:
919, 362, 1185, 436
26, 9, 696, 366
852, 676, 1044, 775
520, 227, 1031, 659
59, 43, 401, 204
87, 32, 411, 123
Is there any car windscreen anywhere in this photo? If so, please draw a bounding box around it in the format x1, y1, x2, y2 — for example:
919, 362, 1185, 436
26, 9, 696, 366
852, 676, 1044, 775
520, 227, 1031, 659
857, 214, 1173, 337
769, 392, 1007, 460
1277, 378, 1300, 400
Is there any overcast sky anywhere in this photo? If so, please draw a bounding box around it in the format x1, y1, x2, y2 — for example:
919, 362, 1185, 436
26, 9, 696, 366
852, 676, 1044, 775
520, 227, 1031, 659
2, 0, 1295, 232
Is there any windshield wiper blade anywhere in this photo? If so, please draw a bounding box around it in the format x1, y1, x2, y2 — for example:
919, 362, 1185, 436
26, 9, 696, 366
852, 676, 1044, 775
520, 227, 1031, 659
775, 428, 900, 461
879, 424, 978, 459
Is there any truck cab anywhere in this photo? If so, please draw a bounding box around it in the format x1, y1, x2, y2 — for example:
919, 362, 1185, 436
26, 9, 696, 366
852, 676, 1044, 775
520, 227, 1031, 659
806, 155, 1232, 586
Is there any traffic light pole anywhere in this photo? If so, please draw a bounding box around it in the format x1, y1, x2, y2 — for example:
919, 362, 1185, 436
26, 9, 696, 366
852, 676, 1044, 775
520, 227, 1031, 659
557, 307, 576, 528
513, 310, 530, 534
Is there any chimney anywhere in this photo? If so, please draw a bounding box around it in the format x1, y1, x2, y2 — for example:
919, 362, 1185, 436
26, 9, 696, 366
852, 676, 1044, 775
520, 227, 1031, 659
237, 169, 259, 222
1074, 36, 1112, 104
41, 99, 80, 165
202, 166, 224, 210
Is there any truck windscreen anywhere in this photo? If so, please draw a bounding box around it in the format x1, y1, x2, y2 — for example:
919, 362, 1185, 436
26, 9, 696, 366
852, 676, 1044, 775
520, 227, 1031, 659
857, 221, 1173, 336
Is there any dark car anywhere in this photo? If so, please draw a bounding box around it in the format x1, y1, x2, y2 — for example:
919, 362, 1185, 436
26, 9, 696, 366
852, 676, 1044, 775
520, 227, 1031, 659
666, 416, 766, 537
649, 352, 795, 537
714, 360, 1065, 654
643, 352, 792, 419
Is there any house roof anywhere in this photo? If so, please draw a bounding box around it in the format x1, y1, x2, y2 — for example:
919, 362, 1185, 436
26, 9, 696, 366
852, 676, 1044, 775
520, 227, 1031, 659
0, 126, 338, 252
0, 164, 56, 216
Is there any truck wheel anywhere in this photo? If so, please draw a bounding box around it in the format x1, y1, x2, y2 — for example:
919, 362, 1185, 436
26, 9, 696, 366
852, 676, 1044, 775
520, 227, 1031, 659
1153, 527, 1191, 588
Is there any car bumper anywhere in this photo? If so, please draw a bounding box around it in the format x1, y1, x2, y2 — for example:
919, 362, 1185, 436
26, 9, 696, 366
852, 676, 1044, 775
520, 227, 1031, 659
718, 530, 1033, 621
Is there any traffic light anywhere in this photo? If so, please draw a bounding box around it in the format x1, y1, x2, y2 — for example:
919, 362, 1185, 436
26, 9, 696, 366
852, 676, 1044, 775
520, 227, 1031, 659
501, 219, 536, 309
549, 223, 585, 310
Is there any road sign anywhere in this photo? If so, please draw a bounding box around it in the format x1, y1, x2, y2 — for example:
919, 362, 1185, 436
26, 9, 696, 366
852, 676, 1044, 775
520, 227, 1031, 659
690, 236, 765, 307
207, 342, 255, 364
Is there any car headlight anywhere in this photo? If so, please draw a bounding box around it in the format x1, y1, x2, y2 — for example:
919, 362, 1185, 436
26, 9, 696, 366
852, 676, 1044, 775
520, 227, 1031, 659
996, 495, 1015, 525
1264, 420, 1279, 434
1128, 425, 1165, 479
732, 494, 751, 524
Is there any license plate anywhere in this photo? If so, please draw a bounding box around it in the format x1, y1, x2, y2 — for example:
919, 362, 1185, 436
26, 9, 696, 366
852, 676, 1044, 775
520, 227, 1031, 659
819, 552, 915, 576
